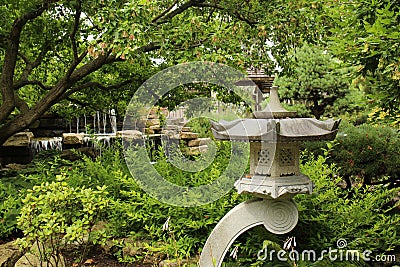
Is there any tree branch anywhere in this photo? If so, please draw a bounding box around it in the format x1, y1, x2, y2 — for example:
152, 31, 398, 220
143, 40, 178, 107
13, 80, 52, 91
65, 50, 89, 80
152, 0, 180, 23
60, 79, 133, 101
0, 0, 60, 124
196, 3, 257, 26
14, 92, 30, 113
17, 51, 32, 66
157, 0, 205, 24
70, 0, 82, 63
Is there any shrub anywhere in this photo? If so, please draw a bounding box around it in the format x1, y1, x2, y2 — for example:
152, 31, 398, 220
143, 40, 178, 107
16, 174, 109, 266
296, 152, 400, 255
303, 122, 400, 187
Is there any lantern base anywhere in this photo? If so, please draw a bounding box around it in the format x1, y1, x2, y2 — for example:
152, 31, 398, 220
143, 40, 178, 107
198, 198, 298, 267
235, 174, 313, 199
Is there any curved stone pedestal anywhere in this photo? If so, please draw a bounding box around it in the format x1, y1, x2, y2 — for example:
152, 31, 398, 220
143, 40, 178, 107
198, 198, 298, 267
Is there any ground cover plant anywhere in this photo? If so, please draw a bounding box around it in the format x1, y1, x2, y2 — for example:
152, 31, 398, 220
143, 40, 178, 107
0, 133, 398, 266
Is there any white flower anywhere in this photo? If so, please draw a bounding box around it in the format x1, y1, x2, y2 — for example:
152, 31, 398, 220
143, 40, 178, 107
230, 246, 239, 260
283, 237, 296, 250
162, 217, 170, 232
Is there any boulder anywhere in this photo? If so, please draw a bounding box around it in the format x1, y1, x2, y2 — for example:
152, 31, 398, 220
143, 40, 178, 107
188, 138, 212, 147
15, 252, 65, 267
146, 119, 160, 127
0, 241, 24, 267
188, 139, 201, 147
117, 130, 143, 140
198, 138, 212, 146
188, 145, 208, 155
4, 163, 28, 170
149, 125, 161, 131
180, 127, 192, 132
163, 125, 179, 131
3, 132, 34, 147
15, 243, 65, 267
180, 132, 198, 140
145, 128, 155, 135
60, 147, 98, 161
62, 133, 84, 145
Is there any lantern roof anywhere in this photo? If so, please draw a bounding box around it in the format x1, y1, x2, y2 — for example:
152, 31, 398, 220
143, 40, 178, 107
211, 118, 340, 142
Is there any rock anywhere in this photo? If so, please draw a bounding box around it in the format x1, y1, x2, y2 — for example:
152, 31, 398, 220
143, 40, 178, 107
15, 243, 65, 267
159, 259, 189, 267
166, 118, 184, 125
198, 138, 212, 146
4, 163, 27, 170
15, 252, 65, 267
62, 133, 84, 145
188, 139, 201, 147
145, 128, 155, 135
3, 132, 34, 147
188, 145, 208, 155
60, 147, 98, 161
117, 130, 143, 140
163, 125, 179, 131
162, 132, 181, 139
146, 119, 160, 127
180, 132, 198, 140
0, 241, 24, 267
188, 138, 212, 147
181, 127, 192, 132
147, 114, 158, 119
149, 125, 161, 131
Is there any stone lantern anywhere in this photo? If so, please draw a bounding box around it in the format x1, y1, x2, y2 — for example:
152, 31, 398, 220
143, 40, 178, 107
198, 73, 340, 267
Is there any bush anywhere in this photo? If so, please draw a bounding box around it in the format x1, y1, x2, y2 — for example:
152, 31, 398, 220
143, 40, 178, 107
297, 152, 400, 255
16, 175, 109, 265
303, 122, 400, 187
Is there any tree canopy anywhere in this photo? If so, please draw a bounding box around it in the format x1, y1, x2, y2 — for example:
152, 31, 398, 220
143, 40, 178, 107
274, 44, 351, 119
327, 0, 400, 118
0, 0, 399, 145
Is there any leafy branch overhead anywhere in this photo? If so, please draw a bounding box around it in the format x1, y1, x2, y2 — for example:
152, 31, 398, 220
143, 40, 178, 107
1, 0, 399, 145
0, 0, 276, 145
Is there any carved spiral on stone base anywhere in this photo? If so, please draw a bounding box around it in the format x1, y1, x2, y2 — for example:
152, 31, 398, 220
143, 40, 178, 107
263, 199, 298, 234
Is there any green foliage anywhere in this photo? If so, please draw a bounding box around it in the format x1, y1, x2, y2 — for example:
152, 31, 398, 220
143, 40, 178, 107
324, 81, 369, 120
2, 137, 398, 266
218, 152, 399, 266
105, 142, 250, 262
328, 0, 400, 118
185, 117, 213, 139
274, 44, 351, 119
303, 122, 400, 186
296, 152, 400, 259
0, 179, 21, 238
16, 175, 109, 265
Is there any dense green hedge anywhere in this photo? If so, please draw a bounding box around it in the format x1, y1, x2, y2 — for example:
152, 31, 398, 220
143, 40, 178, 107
303, 122, 400, 187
